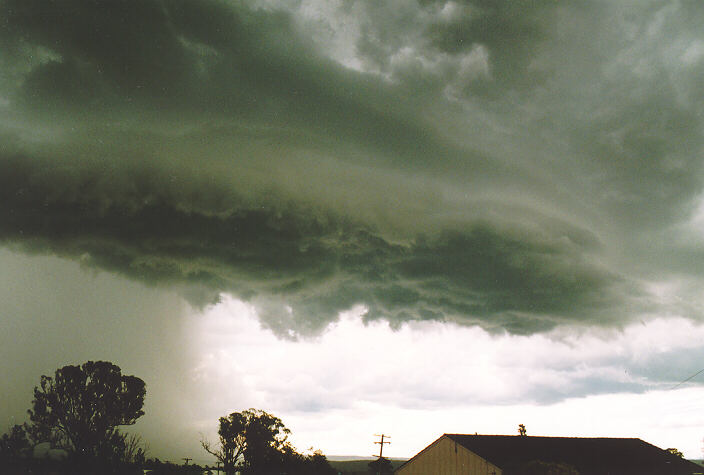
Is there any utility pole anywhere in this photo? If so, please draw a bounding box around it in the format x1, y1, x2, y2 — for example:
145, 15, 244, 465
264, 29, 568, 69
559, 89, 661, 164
374, 434, 391, 458
216, 461, 222, 474
182, 457, 192, 465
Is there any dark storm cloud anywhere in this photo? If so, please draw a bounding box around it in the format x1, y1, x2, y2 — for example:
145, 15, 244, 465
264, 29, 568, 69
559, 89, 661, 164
423, 0, 558, 91
1, 0, 703, 336
346, 0, 561, 97
0, 0, 453, 171
0, 149, 621, 337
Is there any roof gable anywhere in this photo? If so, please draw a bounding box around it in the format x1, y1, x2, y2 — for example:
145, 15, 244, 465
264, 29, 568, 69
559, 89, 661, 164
443, 434, 703, 475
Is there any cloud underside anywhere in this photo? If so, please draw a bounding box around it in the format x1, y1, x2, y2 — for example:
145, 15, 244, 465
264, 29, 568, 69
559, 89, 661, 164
0, 151, 619, 336
2, 0, 704, 336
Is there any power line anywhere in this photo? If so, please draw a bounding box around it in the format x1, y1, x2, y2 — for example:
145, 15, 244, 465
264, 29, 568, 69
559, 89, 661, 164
670, 368, 704, 390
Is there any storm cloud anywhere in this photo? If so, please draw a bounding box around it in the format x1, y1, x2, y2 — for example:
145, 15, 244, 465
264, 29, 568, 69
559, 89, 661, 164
2, 0, 704, 337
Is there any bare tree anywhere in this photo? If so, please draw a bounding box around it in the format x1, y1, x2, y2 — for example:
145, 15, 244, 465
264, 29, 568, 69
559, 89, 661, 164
121, 433, 148, 465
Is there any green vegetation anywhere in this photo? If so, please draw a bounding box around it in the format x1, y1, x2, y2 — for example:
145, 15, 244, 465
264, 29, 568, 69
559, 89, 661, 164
0, 361, 147, 473
25, 361, 147, 470
0, 361, 338, 474
327, 458, 407, 474
367, 456, 394, 475
201, 408, 336, 475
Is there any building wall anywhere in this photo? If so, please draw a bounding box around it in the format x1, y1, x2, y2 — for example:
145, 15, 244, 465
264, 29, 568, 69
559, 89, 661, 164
396, 436, 502, 475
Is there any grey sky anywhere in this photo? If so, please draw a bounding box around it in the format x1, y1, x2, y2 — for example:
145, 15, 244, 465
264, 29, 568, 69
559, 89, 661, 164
3, 0, 703, 337
2, 0, 704, 460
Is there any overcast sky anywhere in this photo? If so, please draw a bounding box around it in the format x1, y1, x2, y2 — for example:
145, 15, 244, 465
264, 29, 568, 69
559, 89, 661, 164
2, 0, 704, 463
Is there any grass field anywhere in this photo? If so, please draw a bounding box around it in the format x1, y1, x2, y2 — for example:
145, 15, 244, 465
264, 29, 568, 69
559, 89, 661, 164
328, 458, 407, 474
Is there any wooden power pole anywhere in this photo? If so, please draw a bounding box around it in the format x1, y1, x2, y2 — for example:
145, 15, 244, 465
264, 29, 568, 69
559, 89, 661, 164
374, 434, 391, 458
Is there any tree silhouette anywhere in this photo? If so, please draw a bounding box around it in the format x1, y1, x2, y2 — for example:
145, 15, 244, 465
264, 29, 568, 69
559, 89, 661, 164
368, 456, 394, 475
202, 409, 335, 475
240, 409, 290, 473
202, 409, 290, 474
666, 447, 684, 458
306, 449, 337, 475
26, 360, 146, 464
201, 411, 247, 475
0, 424, 31, 462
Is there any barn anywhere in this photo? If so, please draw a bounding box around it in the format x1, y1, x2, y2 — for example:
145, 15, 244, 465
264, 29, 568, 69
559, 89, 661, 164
395, 434, 704, 475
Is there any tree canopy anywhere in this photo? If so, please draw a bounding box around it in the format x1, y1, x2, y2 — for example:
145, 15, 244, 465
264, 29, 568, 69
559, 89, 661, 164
0, 424, 31, 462
666, 447, 684, 458
26, 360, 146, 463
368, 456, 394, 475
202, 408, 335, 475
202, 409, 291, 475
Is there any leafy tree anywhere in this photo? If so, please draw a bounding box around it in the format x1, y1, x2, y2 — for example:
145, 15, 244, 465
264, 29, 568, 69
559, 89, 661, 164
202, 409, 335, 475
26, 360, 146, 464
306, 449, 337, 475
202, 408, 290, 474
0, 424, 31, 461
666, 447, 684, 458
368, 456, 394, 475
202, 411, 247, 474
240, 409, 290, 473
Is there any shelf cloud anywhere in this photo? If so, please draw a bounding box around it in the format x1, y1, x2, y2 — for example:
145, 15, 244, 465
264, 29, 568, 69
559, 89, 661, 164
2, 0, 704, 338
